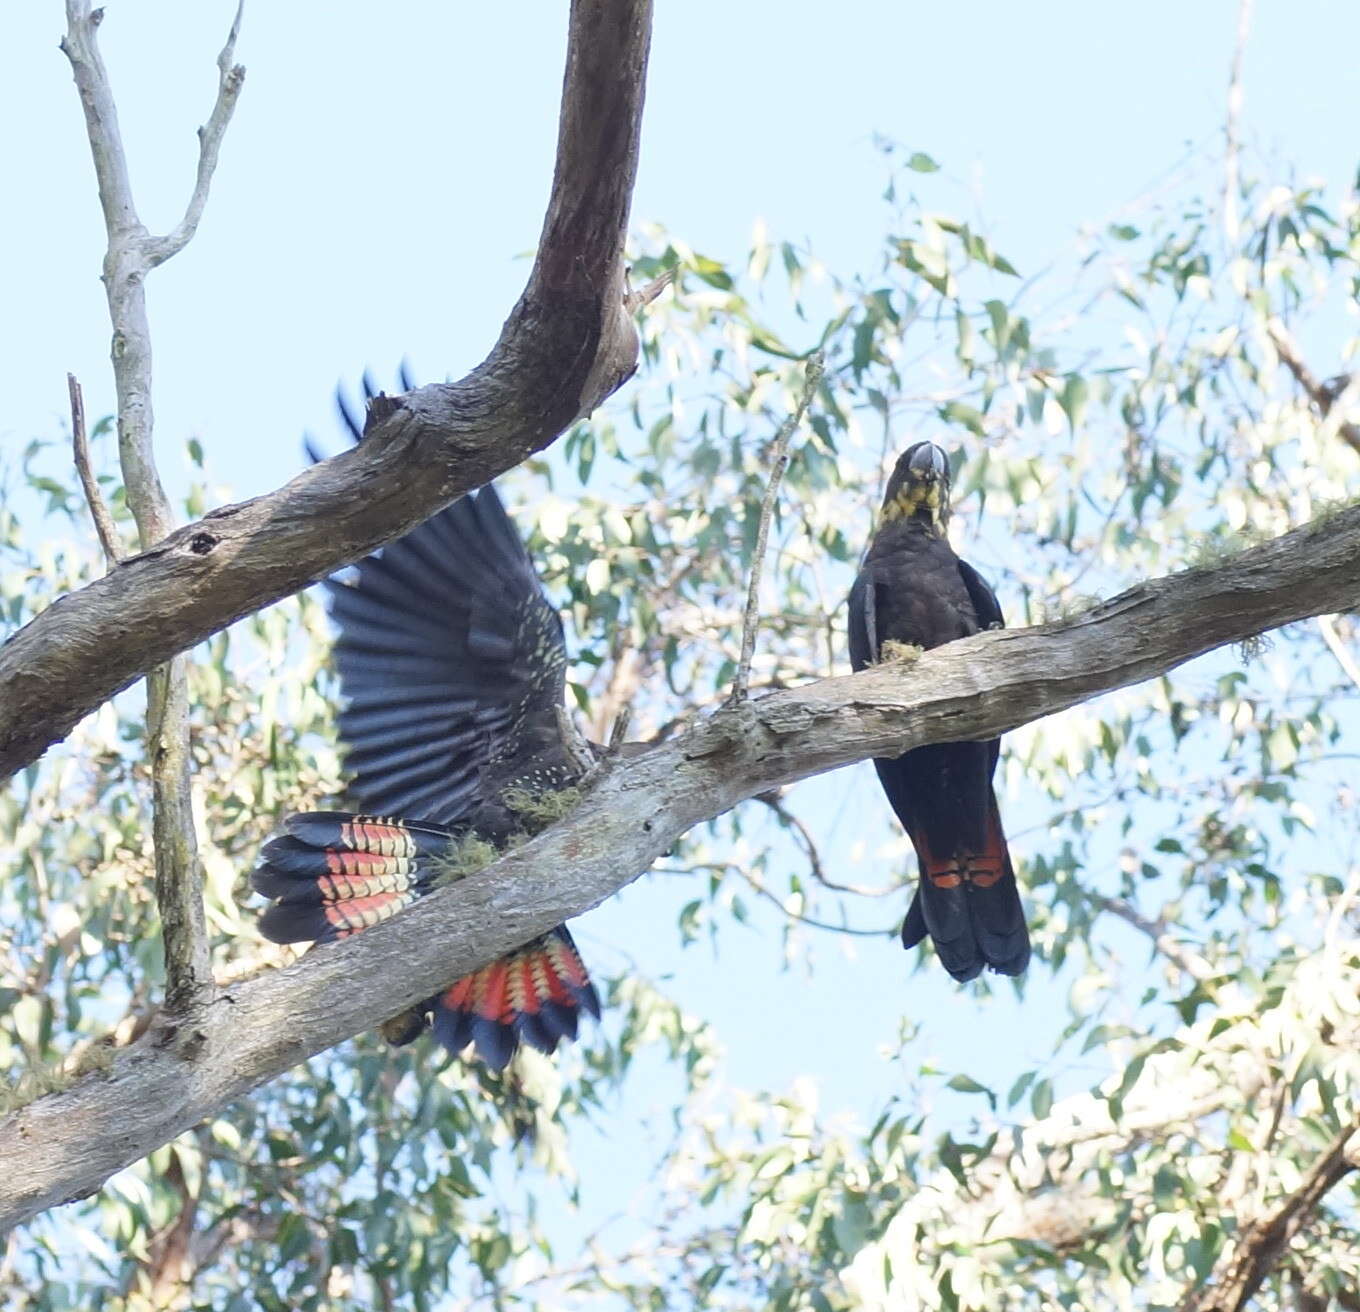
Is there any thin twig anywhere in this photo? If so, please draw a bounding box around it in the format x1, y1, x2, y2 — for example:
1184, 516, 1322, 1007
728, 351, 824, 704
60, 0, 244, 1014
67, 374, 122, 567
736, 867, 893, 938
1091, 893, 1213, 981
654, 863, 893, 939
755, 791, 897, 898
607, 705, 632, 752
1267, 318, 1360, 458
145, 1, 246, 266
624, 266, 676, 313
1221, 0, 1253, 246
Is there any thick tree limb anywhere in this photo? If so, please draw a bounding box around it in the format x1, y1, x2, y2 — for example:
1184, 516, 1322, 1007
1, 503, 1357, 1228
0, 0, 653, 782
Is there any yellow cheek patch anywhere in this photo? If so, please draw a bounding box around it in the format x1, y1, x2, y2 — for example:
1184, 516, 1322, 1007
880, 482, 944, 528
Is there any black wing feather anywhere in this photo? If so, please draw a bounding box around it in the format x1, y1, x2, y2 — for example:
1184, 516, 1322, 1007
328, 487, 570, 827
957, 558, 1004, 631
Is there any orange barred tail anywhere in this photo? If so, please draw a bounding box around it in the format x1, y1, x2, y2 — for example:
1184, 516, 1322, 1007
430, 926, 601, 1071
900, 798, 1030, 982
252, 811, 456, 944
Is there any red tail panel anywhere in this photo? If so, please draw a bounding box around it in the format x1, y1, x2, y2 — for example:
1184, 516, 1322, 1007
431, 928, 600, 1070
906, 819, 1007, 892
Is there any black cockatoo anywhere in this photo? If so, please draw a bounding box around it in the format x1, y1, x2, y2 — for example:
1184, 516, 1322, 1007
251, 386, 599, 1070
847, 441, 1029, 982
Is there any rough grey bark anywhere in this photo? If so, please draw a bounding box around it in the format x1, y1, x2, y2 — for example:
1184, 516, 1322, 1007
1, 503, 1357, 1229
0, 0, 654, 782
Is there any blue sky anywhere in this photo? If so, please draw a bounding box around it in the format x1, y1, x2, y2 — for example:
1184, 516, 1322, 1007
5, 0, 1360, 1283
6, 1, 1359, 503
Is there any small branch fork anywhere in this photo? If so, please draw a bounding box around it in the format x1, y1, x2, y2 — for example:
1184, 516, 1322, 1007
1267, 318, 1360, 458
60, 0, 246, 1015
729, 350, 825, 705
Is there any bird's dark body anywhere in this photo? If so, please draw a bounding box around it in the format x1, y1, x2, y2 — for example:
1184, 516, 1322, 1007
251, 386, 599, 1070
848, 444, 1030, 982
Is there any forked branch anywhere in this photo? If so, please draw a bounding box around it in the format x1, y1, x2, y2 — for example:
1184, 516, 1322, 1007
60, 0, 248, 1014
0, 0, 656, 783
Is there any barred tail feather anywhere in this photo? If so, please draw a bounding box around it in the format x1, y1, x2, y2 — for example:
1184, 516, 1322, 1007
430, 927, 601, 1072
252, 811, 455, 944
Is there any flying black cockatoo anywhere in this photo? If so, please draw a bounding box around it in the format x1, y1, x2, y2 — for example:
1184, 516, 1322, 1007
847, 441, 1030, 982
251, 382, 599, 1070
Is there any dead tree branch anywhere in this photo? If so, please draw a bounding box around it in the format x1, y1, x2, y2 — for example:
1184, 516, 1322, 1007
0, 0, 655, 783
61, 0, 247, 1013
68, 374, 121, 567
1092, 894, 1213, 981
1, 503, 1358, 1228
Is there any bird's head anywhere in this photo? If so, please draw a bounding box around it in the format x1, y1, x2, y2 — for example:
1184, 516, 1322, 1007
880, 441, 952, 532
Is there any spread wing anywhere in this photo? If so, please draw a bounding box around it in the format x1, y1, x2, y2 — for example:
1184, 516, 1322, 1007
326, 486, 570, 825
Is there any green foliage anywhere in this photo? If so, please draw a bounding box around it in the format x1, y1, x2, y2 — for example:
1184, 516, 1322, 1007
5, 138, 1360, 1309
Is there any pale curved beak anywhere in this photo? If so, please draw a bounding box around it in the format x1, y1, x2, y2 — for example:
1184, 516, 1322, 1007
908, 442, 949, 480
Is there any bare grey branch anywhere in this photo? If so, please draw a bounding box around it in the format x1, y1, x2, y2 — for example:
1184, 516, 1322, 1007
144, 0, 246, 267
68, 373, 122, 567
61, 0, 242, 1015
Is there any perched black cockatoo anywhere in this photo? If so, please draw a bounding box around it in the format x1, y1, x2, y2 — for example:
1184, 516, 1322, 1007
251, 384, 599, 1070
847, 441, 1029, 982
